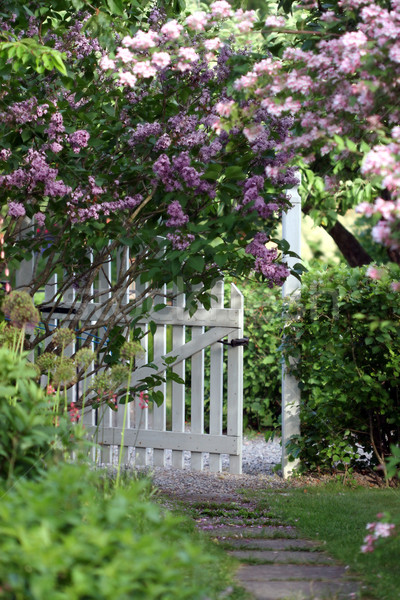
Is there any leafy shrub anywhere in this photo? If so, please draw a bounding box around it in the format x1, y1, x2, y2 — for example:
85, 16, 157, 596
0, 347, 78, 483
283, 264, 400, 473
241, 282, 283, 432
0, 463, 236, 600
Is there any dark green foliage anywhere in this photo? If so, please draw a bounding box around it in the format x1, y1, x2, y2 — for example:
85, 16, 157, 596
241, 282, 283, 432
282, 264, 400, 472
0, 347, 77, 483
0, 463, 237, 600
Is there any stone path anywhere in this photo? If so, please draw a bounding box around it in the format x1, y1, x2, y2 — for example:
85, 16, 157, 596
158, 490, 362, 600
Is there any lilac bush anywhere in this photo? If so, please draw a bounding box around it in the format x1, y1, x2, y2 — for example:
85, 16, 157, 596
0, 0, 297, 400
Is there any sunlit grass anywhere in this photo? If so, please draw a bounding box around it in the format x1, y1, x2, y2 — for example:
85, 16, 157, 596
248, 483, 400, 600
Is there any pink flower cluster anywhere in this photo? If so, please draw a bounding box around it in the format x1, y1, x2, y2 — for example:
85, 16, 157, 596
102, 0, 261, 87
361, 514, 396, 553
69, 402, 80, 423
138, 391, 149, 409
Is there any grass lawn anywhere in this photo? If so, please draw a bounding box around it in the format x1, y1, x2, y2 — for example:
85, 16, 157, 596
247, 483, 400, 600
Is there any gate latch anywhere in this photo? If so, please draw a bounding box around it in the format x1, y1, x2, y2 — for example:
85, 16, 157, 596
219, 337, 249, 348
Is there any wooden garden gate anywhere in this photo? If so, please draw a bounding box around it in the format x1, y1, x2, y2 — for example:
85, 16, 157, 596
16, 244, 245, 474
82, 279, 244, 474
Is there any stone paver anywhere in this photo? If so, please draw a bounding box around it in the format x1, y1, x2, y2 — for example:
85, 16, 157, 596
229, 550, 334, 564
220, 538, 319, 550
202, 526, 298, 538
238, 578, 360, 600
238, 564, 347, 580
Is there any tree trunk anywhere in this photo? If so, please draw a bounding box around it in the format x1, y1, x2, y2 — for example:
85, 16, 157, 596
326, 220, 372, 267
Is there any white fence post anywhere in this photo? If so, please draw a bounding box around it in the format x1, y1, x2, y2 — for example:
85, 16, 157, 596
227, 283, 243, 475
281, 178, 302, 478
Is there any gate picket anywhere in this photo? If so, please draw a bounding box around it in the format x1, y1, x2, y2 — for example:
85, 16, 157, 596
15, 251, 244, 474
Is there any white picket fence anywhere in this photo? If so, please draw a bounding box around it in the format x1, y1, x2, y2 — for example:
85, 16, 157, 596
16, 254, 244, 474
83, 279, 244, 474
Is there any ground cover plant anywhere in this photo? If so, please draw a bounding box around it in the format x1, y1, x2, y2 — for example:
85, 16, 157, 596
0, 462, 247, 600
252, 484, 400, 600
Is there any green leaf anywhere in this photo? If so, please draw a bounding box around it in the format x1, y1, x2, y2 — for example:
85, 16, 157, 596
224, 166, 245, 180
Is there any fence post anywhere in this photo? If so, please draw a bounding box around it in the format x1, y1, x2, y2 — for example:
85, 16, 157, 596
281, 178, 302, 478
227, 283, 243, 475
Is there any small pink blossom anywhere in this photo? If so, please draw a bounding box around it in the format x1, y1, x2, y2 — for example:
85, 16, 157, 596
118, 71, 137, 87
237, 19, 255, 33
356, 201, 374, 217
116, 47, 134, 64
151, 52, 171, 69
320, 10, 338, 22
234, 72, 258, 90
243, 123, 265, 142
215, 100, 235, 117
138, 390, 149, 409
265, 165, 280, 178
210, 1, 233, 18
99, 56, 116, 70
265, 16, 286, 27
366, 265, 382, 280
178, 47, 199, 63
391, 281, 400, 291
125, 30, 159, 50
211, 118, 222, 135
132, 61, 157, 78
160, 20, 183, 40
391, 126, 400, 141
186, 11, 209, 31
204, 37, 223, 51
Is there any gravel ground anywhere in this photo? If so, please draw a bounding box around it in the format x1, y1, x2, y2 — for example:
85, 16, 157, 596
134, 434, 286, 499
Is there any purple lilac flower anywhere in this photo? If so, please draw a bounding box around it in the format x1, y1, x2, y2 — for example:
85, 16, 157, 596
2, 98, 48, 126
0, 149, 11, 161
181, 166, 201, 188
34, 212, 46, 227
69, 130, 90, 153
180, 131, 207, 148
167, 232, 194, 250
88, 176, 104, 195
45, 112, 65, 138
45, 179, 72, 197
166, 201, 189, 228
199, 140, 222, 162
0, 169, 28, 189
153, 154, 172, 179
8, 202, 26, 218
172, 152, 191, 172
245, 233, 290, 287
129, 122, 162, 145
155, 134, 171, 151
68, 195, 143, 223
49, 142, 63, 153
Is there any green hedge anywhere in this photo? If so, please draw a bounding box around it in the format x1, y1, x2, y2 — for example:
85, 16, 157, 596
282, 264, 400, 473
241, 282, 282, 432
